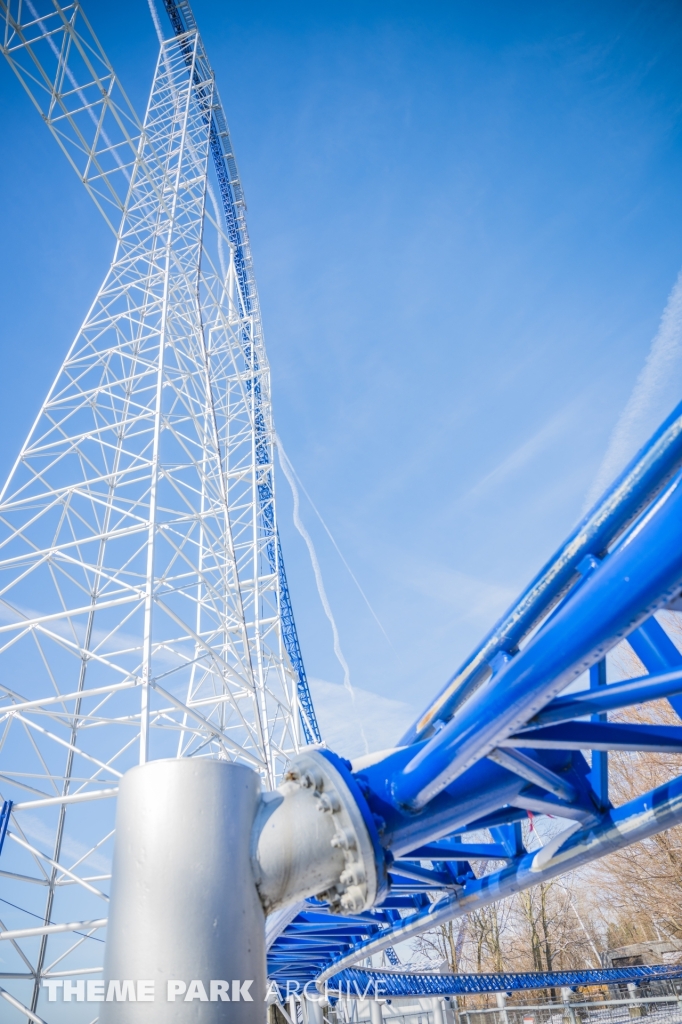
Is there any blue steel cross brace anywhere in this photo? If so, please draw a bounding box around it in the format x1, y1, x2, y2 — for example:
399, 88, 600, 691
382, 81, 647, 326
267, 398, 682, 989
0, 800, 11, 856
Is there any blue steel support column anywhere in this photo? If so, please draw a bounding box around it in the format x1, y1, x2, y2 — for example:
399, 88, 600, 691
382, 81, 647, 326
588, 660, 608, 809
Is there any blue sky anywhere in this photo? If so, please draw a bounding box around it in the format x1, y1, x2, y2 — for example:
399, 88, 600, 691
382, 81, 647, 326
1, 0, 682, 756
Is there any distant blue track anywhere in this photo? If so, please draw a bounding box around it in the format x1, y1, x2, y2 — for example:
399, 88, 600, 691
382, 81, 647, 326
330, 965, 682, 996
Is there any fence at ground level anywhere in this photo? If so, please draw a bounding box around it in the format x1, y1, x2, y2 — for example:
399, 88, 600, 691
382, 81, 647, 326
458, 995, 682, 1024
329, 993, 682, 1024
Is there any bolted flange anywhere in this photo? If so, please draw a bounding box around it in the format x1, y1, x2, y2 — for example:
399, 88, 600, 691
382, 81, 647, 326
252, 749, 384, 915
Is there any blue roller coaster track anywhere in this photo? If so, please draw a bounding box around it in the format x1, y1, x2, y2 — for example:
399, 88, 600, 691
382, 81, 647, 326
329, 965, 682, 998
158, 0, 682, 997
262, 402, 682, 990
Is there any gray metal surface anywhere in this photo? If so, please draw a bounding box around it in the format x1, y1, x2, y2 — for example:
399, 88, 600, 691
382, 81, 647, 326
307, 996, 326, 1024
253, 750, 380, 915
101, 758, 265, 1022
370, 1001, 384, 1024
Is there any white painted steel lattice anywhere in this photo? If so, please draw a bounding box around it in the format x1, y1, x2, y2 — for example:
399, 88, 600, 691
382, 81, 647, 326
0, 0, 141, 231
0, 13, 307, 1017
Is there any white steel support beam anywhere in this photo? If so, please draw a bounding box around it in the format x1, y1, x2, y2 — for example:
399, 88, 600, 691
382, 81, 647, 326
0, 10, 304, 1014
0, 0, 139, 230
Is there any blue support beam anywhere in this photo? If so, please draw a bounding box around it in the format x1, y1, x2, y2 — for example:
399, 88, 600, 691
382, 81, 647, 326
0, 800, 11, 856
502, 721, 682, 752
532, 667, 682, 725
391, 462, 682, 809
405, 840, 512, 860
587, 659, 609, 808
400, 400, 682, 746
390, 864, 458, 887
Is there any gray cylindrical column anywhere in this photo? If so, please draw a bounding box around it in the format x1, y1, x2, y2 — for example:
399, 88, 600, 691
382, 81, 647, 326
432, 998, 445, 1024
369, 1000, 383, 1024
306, 995, 325, 1024
101, 758, 265, 1022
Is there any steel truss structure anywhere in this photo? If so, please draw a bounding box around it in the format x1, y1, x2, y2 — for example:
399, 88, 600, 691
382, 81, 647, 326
0, 0, 318, 1016
3, 0, 682, 1020
268, 401, 682, 989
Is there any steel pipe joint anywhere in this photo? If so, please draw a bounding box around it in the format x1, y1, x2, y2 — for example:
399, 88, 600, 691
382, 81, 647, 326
252, 749, 381, 915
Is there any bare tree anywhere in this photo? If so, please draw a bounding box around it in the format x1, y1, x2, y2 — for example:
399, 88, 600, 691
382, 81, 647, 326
413, 918, 468, 972
582, 628, 682, 948
409, 627, 682, 980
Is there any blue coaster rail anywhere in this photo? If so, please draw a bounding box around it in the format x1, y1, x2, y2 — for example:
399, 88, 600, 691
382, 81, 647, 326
268, 398, 682, 989
330, 965, 682, 997
159, 0, 682, 997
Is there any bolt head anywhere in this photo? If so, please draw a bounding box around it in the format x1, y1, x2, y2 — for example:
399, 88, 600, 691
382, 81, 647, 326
340, 886, 365, 913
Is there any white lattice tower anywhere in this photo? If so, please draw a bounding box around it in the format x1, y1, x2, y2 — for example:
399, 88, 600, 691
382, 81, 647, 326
0, 8, 308, 1014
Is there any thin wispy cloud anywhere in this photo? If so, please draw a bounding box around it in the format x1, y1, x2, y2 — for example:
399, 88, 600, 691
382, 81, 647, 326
18, 812, 111, 874
406, 563, 517, 629
309, 677, 416, 759
586, 268, 682, 510
277, 440, 370, 754
276, 436, 395, 652
277, 441, 354, 698
457, 399, 583, 507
